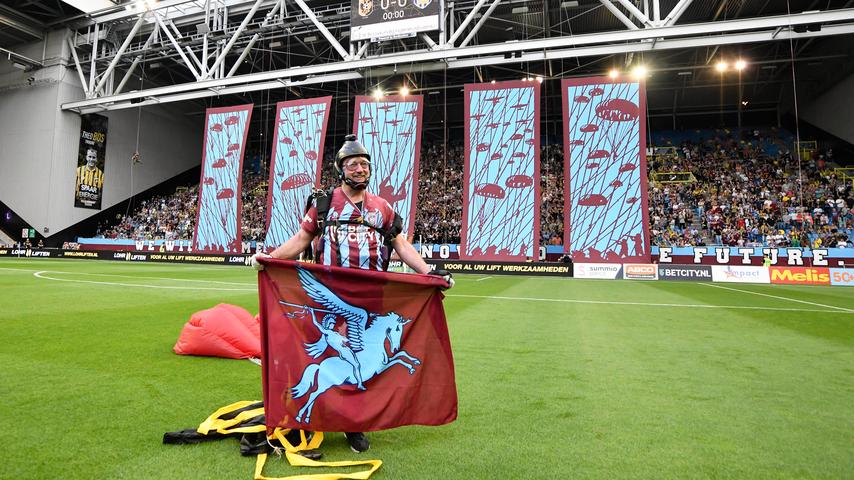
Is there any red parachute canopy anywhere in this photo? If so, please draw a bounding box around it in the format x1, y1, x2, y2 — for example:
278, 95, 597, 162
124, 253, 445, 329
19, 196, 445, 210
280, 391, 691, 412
173, 303, 260, 359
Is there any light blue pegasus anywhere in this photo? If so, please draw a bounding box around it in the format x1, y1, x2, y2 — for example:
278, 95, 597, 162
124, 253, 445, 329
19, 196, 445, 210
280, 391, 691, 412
290, 267, 421, 424
304, 311, 366, 391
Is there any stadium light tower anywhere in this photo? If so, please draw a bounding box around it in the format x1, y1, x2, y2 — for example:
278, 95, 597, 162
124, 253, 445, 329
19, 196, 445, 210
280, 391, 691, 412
716, 61, 728, 72
631, 65, 647, 79
609, 69, 619, 79
373, 87, 383, 100
735, 59, 747, 71
400, 86, 410, 96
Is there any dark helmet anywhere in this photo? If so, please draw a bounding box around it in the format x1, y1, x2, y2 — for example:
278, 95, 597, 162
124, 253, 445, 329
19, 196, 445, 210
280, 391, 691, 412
335, 134, 371, 173
335, 134, 371, 189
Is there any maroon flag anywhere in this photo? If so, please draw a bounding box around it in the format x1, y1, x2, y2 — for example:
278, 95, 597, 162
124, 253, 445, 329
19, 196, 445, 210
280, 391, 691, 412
258, 259, 457, 433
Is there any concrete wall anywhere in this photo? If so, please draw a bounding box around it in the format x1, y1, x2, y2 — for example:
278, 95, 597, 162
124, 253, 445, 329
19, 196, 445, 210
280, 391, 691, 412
0, 30, 202, 236
799, 73, 854, 145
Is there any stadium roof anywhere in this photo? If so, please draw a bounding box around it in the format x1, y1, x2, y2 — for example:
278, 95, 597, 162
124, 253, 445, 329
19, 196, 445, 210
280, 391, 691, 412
2, 1, 853, 133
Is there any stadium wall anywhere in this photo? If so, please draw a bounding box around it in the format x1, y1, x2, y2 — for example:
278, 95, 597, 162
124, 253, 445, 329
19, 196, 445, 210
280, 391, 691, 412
800, 71, 854, 146
0, 30, 202, 238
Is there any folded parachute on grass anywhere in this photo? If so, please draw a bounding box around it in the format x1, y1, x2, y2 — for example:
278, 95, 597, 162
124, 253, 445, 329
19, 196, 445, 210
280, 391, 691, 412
173, 303, 261, 359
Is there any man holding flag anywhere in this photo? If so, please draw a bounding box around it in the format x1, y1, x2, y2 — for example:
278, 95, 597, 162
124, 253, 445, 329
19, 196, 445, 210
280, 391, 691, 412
253, 134, 454, 453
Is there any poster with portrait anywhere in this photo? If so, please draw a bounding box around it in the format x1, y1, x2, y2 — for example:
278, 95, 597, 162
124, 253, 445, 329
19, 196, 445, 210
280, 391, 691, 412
74, 113, 108, 209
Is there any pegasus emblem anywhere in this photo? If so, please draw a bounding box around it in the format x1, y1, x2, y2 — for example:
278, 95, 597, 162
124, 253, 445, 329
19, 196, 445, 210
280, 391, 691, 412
284, 267, 421, 424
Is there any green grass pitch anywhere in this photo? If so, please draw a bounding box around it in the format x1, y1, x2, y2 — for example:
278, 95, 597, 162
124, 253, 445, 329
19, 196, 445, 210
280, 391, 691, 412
1, 258, 852, 479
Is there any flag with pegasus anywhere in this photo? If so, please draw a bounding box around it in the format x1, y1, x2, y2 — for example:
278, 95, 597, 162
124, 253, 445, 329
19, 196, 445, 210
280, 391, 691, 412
258, 258, 457, 433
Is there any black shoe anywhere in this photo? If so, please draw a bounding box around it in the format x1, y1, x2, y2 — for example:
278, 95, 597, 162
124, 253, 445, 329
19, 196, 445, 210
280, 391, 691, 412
344, 432, 369, 453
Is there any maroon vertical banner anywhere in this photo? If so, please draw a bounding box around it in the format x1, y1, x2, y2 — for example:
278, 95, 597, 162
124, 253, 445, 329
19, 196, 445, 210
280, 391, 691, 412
561, 77, 649, 263
264, 97, 332, 251
193, 104, 253, 253
460, 81, 540, 261
353, 95, 423, 237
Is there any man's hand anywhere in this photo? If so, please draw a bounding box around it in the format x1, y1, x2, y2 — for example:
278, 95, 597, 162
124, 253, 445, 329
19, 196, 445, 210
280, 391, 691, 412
250, 252, 272, 271
429, 269, 455, 290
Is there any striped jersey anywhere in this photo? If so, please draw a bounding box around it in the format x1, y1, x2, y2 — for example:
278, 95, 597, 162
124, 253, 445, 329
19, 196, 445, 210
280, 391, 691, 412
301, 187, 398, 270
76, 166, 104, 190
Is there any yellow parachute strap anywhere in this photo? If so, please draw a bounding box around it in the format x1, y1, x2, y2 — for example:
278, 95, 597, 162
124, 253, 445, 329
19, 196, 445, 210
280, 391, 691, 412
253, 428, 382, 480
197, 401, 266, 435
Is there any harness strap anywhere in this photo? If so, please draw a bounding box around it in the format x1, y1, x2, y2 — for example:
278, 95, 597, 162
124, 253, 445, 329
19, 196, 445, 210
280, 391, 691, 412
308, 189, 403, 269
254, 428, 382, 480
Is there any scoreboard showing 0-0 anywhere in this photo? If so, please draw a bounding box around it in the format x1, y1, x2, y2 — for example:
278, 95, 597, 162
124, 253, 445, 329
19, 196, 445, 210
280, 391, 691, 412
351, 0, 440, 42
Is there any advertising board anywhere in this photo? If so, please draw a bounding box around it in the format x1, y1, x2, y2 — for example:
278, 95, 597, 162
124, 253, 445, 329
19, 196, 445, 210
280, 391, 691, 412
769, 267, 831, 286
623, 264, 658, 280
573, 263, 622, 279
657, 265, 712, 281
711, 265, 770, 284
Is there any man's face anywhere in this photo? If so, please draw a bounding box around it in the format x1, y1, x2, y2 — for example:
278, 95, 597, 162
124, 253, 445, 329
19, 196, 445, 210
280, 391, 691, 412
86, 150, 97, 167
342, 156, 371, 184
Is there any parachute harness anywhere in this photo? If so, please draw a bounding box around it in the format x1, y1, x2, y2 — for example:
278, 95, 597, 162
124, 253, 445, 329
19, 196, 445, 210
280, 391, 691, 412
168, 400, 382, 480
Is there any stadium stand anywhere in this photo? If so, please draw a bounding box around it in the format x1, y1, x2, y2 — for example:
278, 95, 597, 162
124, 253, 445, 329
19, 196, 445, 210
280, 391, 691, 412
94, 130, 853, 249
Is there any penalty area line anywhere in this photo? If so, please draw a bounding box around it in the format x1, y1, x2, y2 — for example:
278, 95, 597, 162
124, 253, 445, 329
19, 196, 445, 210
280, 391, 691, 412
33, 271, 256, 292
701, 283, 854, 313
447, 293, 854, 314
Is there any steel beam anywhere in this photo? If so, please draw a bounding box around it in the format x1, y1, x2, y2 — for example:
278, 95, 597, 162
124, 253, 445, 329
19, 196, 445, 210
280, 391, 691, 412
94, 12, 147, 94
612, 0, 652, 26
225, 1, 281, 77
598, 0, 639, 30
154, 12, 201, 79
226, 34, 258, 77
66, 37, 89, 90
292, 0, 349, 60
205, 0, 265, 78
87, 23, 99, 94
76, 71, 363, 114
448, 23, 854, 68
459, 0, 502, 48
62, 8, 854, 111
421, 33, 437, 49
115, 24, 161, 95
355, 41, 370, 59
663, 0, 693, 26
447, 0, 489, 46
0, 11, 44, 40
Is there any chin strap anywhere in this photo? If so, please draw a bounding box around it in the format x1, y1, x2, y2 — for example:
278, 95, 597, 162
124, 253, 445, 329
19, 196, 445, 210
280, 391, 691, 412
343, 176, 369, 190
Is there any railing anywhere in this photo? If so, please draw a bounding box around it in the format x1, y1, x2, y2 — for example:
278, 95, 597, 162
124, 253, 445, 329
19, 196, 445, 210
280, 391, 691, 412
650, 171, 696, 184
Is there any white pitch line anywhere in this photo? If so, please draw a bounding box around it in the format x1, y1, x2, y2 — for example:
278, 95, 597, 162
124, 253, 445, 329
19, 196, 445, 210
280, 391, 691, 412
43, 270, 255, 286
475, 276, 493, 282
0, 266, 255, 286
448, 293, 854, 314
33, 271, 256, 292
701, 283, 854, 313
14, 266, 853, 314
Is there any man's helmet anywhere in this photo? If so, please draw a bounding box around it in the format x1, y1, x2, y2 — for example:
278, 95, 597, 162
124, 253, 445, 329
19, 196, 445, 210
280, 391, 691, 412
335, 134, 371, 190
